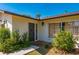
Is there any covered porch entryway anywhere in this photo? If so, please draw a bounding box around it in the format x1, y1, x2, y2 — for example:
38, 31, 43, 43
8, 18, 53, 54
28, 23, 38, 42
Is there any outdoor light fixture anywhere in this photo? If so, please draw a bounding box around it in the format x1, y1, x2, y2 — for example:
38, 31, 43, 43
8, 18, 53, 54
41, 22, 44, 26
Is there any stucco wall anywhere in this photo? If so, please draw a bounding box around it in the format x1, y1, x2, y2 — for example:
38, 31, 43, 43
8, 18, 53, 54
37, 22, 51, 42
2, 12, 79, 43
0, 13, 39, 41
12, 15, 39, 41
12, 15, 38, 34
3, 13, 13, 32
12, 20, 28, 35
42, 15, 79, 43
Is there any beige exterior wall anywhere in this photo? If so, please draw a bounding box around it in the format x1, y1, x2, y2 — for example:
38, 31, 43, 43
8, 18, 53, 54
1, 12, 79, 42
37, 21, 51, 42
0, 12, 39, 41
12, 14, 39, 41
3, 13, 13, 32
12, 20, 28, 35
0, 13, 13, 32
42, 15, 79, 42
12, 15, 39, 35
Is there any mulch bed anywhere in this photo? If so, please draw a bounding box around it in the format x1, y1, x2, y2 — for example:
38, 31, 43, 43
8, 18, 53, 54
46, 48, 79, 55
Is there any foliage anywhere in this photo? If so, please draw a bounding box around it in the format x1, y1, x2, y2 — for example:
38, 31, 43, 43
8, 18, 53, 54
18, 32, 30, 47
52, 31, 75, 52
0, 38, 18, 53
0, 28, 10, 43
11, 31, 20, 43
0, 28, 30, 53
44, 44, 49, 49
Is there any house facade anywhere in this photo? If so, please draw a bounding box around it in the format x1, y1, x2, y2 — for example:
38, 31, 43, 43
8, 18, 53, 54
0, 10, 39, 41
0, 10, 79, 43
42, 13, 79, 42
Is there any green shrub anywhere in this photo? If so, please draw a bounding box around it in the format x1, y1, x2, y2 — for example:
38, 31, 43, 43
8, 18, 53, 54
20, 33, 29, 42
5, 38, 16, 45
0, 42, 12, 53
52, 31, 75, 52
0, 38, 22, 53
21, 33, 28, 42
44, 44, 49, 49
0, 43, 4, 52
11, 31, 20, 44
18, 32, 30, 47
12, 45, 21, 51
0, 28, 10, 43
0, 28, 30, 53
0, 38, 15, 53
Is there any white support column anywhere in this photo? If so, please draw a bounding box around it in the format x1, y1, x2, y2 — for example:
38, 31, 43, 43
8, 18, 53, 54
60, 22, 62, 31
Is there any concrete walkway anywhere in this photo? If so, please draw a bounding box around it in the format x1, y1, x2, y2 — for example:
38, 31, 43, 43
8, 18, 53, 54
0, 45, 39, 55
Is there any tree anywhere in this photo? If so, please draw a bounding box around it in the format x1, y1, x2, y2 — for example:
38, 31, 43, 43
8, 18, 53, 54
36, 13, 41, 19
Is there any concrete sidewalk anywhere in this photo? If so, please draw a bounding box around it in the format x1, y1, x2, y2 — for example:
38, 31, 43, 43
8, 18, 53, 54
0, 45, 39, 55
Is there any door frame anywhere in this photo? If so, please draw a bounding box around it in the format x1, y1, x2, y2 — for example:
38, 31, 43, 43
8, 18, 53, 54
28, 23, 35, 41
35, 23, 38, 41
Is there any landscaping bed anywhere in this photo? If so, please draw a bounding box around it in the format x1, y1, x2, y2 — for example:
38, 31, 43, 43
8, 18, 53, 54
0, 28, 30, 53
26, 46, 79, 55
26, 41, 51, 55
26, 40, 79, 55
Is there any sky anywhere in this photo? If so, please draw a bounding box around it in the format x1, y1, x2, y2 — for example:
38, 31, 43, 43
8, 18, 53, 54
0, 3, 79, 18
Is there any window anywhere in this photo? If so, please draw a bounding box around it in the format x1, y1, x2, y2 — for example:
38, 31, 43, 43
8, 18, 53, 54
49, 23, 60, 38
65, 22, 79, 35
49, 22, 79, 38
73, 26, 79, 35
65, 22, 72, 33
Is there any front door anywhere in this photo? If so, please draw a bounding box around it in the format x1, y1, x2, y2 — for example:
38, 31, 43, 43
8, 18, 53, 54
29, 23, 35, 41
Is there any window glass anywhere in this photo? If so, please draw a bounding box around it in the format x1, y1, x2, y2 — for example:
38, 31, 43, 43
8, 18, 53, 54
49, 23, 60, 38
